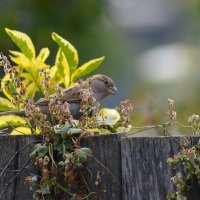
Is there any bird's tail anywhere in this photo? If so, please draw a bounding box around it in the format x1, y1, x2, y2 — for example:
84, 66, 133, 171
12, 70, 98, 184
0, 110, 26, 117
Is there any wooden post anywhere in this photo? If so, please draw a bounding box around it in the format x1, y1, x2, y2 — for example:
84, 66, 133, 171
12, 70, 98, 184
81, 133, 123, 200
0, 135, 38, 200
0, 135, 199, 200
121, 136, 200, 200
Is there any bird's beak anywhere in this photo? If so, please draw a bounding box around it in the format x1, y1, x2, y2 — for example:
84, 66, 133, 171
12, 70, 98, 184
107, 86, 118, 95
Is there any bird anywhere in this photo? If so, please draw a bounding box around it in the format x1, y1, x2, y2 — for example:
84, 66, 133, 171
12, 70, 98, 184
0, 74, 117, 119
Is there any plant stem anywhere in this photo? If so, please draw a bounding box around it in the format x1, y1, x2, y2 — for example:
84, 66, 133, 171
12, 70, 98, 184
55, 182, 74, 197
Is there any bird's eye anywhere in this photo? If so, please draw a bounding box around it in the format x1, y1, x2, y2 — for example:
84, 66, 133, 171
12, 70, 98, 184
104, 80, 108, 84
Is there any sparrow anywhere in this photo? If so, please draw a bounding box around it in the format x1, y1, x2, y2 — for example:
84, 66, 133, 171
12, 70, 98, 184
0, 74, 117, 119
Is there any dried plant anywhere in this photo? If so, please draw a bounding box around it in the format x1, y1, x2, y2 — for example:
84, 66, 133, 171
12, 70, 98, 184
167, 138, 200, 200
79, 78, 100, 128
167, 98, 177, 121
116, 99, 133, 126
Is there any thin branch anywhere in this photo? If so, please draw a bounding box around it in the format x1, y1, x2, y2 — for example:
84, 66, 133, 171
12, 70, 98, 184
91, 155, 122, 189
54, 182, 74, 197
0, 158, 31, 199
0, 140, 42, 179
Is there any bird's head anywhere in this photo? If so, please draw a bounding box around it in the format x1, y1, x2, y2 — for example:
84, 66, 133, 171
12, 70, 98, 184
89, 74, 117, 101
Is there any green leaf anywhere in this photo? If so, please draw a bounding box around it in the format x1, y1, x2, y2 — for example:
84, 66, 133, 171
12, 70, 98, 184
75, 147, 92, 163
52, 32, 78, 75
41, 180, 55, 195
59, 125, 71, 139
28, 176, 39, 191
72, 56, 105, 82
0, 97, 16, 111
5, 28, 36, 60
36, 48, 50, 62
30, 144, 48, 158
79, 147, 92, 156
96, 108, 121, 126
68, 128, 82, 135
0, 115, 27, 128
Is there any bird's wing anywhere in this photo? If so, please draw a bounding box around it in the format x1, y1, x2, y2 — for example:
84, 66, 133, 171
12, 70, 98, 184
36, 85, 82, 106
36, 98, 49, 106
61, 85, 82, 103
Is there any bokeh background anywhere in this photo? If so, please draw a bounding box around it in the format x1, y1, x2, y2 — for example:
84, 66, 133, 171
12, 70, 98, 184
1, 0, 200, 133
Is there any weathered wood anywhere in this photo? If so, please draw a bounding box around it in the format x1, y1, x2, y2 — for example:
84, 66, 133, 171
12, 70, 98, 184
81, 133, 123, 200
121, 136, 200, 200
0, 135, 18, 200
0, 135, 38, 200
14, 136, 41, 200
0, 135, 199, 200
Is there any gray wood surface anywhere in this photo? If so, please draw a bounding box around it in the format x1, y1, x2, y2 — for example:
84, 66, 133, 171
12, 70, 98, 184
81, 133, 123, 200
0, 135, 199, 200
121, 136, 200, 200
0, 135, 38, 200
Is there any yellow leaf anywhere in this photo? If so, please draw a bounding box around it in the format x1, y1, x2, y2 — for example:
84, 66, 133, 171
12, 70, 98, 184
9, 51, 31, 67
11, 127, 41, 135
72, 56, 105, 82
25, 82, 36, 98
0, 97, 16, 111
55, 49, 70, 87
52, 32, 78, 75
5, 28, 36, 60
0, 115, 27, 128
21, 73, 32, 86
36, 48, 50, 62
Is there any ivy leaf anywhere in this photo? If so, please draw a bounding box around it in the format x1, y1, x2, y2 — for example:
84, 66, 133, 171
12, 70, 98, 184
71, 56, 105, 82
68, 128, 82, 135
0, 115, 27, 128
52, 32, 78, 75
75, 147, 92, 163
58, 125, 71, 139
36, 48, 50, 63
30, 144, 48, 158
41, 180, 55, 195
0, 97, 16, 111
28, 176, 38, 191
5, 28, 36, 60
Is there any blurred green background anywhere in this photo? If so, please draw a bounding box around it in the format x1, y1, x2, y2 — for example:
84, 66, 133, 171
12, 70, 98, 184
1, 0, 200, 133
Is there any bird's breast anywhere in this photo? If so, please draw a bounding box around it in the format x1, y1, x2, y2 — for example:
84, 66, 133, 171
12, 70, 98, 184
69, 103, 82, 119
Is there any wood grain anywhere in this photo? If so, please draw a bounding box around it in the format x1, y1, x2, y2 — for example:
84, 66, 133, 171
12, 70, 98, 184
0, 135, 199, 200
121, 136, 199, 200
81, 133, 123, 200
